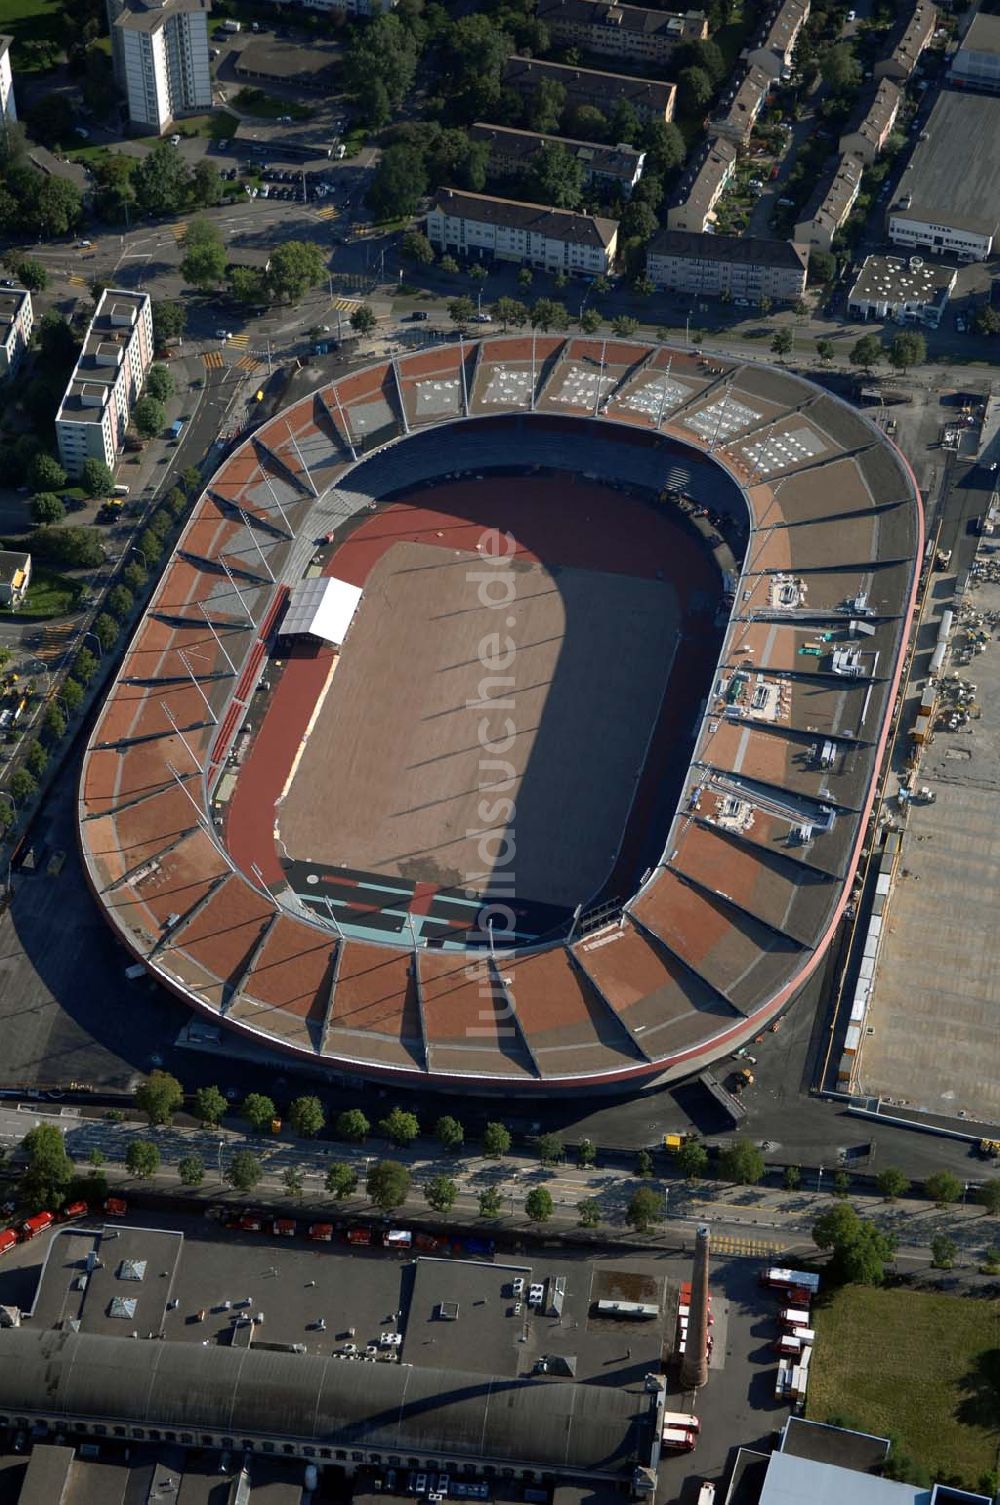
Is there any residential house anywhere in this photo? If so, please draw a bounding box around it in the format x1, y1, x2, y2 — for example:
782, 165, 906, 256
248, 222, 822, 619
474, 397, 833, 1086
536, 0, 706, 67
426, 189, 619, 277
793, 152, 863, 251
666, 136, 738, 232
647, 229, 808, 300
503, 55, 676, 125
56, 289, 154, 478
469, 122, 646, 196
839, 78, 901, 163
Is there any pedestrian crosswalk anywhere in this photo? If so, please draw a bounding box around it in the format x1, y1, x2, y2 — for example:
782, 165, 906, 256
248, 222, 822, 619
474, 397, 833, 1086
331, 297, 362, 313
172, 221, 188, 244
313, 204, 338, 222
203, 351, 225, 369
68, 273, 87, 287
37, 622, 78, 665
711, 1234, 784, 1258
228, 333, 251, 349
235, 352, 260, 371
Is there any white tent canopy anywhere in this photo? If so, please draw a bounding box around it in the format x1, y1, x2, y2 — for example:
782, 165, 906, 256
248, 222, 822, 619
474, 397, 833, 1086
283, 576, 362, 646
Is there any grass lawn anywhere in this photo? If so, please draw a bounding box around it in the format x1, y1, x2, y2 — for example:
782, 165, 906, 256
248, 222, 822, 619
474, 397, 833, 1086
808, 1285, 1000, 1486
174, 111, 239, 140
14, 567, 79, 619
232, 88, 313, 121
0, 0, 64, 70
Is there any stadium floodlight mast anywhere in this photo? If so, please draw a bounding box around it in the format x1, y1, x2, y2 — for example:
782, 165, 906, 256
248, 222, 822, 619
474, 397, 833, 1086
249, 861, 279, 907
457, 335, 469, 417
160, 699, 203, 770
240, 512, 276, 583
283, 423, 320, 497
389, 353, 410, 435
178, 649, 218, 724
322, 894, 345, 940
530, 329, 537, 412
655, 356, 674, 431
257, 464, 296, 537
593, 338, 607, 417
329, 383, 358, 462
220, 557, 257, 627
197, 599, 238, 676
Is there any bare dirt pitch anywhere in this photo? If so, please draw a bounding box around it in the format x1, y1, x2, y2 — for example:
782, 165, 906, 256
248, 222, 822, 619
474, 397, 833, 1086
277, 539, 679, 911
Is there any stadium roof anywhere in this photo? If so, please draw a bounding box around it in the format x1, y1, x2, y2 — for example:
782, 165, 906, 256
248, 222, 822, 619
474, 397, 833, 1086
77, 335, 921, 1090
0, 1328, 654, 1475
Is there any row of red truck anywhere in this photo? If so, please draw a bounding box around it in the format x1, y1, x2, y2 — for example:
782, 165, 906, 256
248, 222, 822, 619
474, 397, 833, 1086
0, 1197, 129, 1257
224, 1213, 498, 1259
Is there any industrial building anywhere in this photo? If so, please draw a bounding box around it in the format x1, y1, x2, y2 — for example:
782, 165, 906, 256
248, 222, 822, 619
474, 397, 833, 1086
536, 0, 707, 66
666, 136, 737, 232
646, 230, 808, 302
0, 34, 15, 123
950, 11, 1000, 93
503, 55, 676, 125
469, 123, 646, 197
426, 189, 619, 277
0, 284, 32, 380
106, 0, 211, 133
55, 288, 153, 478
887, 90, 1000, 260
847, 254, 956, 327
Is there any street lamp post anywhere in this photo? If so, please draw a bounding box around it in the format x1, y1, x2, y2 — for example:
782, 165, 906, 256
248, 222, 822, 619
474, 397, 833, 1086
218, 1139, 225, 1185
83, 631, 103, 661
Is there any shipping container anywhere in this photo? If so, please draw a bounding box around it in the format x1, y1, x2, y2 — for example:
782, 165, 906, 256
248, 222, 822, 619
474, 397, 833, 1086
780, 1307, 811, 1327
307, 1223, 334, 1242
19, 1211, 54, 1241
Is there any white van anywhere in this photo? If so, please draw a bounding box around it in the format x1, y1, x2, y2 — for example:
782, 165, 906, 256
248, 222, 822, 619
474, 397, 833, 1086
112, 484, 130, 497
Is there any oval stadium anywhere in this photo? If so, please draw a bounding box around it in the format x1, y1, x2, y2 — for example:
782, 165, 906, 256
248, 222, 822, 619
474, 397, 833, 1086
78, 336, 922, 1093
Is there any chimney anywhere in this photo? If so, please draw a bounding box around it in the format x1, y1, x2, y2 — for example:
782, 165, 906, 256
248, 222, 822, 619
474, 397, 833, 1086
679, 1224, 710, 1389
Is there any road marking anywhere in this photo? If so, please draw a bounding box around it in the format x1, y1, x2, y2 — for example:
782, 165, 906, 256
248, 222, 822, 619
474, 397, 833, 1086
313, 205, 338, 222
711, 1234, 784, 1257
68, 273, 87, 287
203, 351, 225, 369
228, 333, 251, 349
235, 353, 260, 371
172, 221, 189, 244
331, 297, 362, 313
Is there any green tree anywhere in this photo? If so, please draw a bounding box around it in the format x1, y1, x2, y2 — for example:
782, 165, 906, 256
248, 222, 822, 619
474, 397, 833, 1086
643, 121, 685, 178
627, 1185, 663, 1233
180, 218, 227, 291
876, 1167, 911, 1202
448, 295, 476, 329
93, 613, 119, 653
30, 493, 65, 527
133, 395, 165, 439
380, 1106, 419, 1146
336, 1108, 370, 1142
621, 199, 658, 243
577, 1138, 596, 1168
526, 142, 584, 210
718, 1138, 765, 1185
527, 76, 566, 133
226, 1149, 261, 1193
611, 315, 639, 338
242, 1092, 277, 1133
493, 296, 529, 331
437, 12, 510, 121
179, 1153, 205, 1186
577, 1197, 601, 1228
478, 1185, 504, 1218
87, 1148, 106, 1168
536, 1132, 564, 1165
530, 298, 569, 332
25, 741, 48, 780
288, 1095, 325, 1138
125, 1139, 160, 1178
107, 585, 134, 622
977, 1179, 1000, 1216
816, 338, 836, 362
820, 43, 862, 92
284, 1166, 304, 1199
367, 1158, 411, 1209
974, 305, 1000, 337
579, 307, 602, 334
80, 457, 114, 497
783, 1165, 801, 1191
326, 1161, 358, 1198
135, 1069, 183, 1125
134, 142, 191, 217
191, 159, 224, 208
267, 240, 327, 303
19, 1122, 72, 1210
425, 1173, 458, 1212
436, 1115, 464, 1151
32, 175, 83, 237
678, 65, 713, 114
889, 330, 926, 372
401, 230, 435, 264
350, 304, 378, 337
441, 255, 461, 275
813, 1202, 896, 1283
345, 12, 420, 124
152, 299, 187, 347
29, 452, 67, 492
925, 1170, 962, 1207
525, 1186, 554, 1222
850, 333, 883, 372
16, 258, 47, 293
41, 701, 67, 745
228, 266, 267, 306
194, 1084, 227, 1126
809, 248, 837, 284
833, 1168, 851, 1196
636, 1148, 654, 1178
771, 328, 794, 358
145, 365, 174, 403
931, 1232, 957, 1269
367, 145, 428, 221
10, 768, 37, 803
675, 1140, 709, 1180
60, 678, 84, 712
483, 1121, 511, 1157
517, 266, 534, 290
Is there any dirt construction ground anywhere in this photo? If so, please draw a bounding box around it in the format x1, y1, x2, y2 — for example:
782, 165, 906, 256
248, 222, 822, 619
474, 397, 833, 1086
277, 539, 680, 909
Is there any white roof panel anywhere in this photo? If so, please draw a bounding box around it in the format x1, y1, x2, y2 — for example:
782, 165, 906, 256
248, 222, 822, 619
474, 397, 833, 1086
284, 576, 361, 646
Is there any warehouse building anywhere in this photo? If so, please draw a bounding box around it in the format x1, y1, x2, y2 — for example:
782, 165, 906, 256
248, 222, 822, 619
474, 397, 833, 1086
427, 188, 619, 276
469, 122, 646, 196
536, 0, 707, 66
847, 254, 956, 327
0, 1327, 661, 1489
503, 55, 676, 125
647, 229, 808, 302
949, 12, 1000, 93
887, 89, 1000, 260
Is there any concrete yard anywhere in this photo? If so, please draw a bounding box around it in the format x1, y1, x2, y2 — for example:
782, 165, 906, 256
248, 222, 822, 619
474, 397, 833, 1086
860, 567, 1000, 1122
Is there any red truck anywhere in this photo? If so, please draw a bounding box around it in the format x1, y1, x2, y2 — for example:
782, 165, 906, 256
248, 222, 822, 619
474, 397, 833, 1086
0, 1229, 17, 1257
236, 1213, 263, 1233
104, 1198, 128, 1218
414, 1232, 441, 1252
19, 1211, 54, 1241
307, 1223, 333, 1242
346, 1226, 372, 1246
59, 1202, 88, 1223
273, 1218, 296, 1238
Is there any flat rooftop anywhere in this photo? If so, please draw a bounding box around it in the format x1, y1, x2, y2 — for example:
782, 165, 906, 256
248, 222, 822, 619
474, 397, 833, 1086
890, 90, 1000, 238
29, 1225, 183, 1337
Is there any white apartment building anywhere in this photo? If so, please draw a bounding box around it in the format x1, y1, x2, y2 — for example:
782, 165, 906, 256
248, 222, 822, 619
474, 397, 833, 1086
108, 0, 211, 133
56, 290, 154, 478
0, 287, 31, 380
0, 35, 16, 124
427, 190, 619, 278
